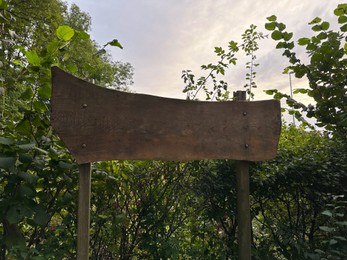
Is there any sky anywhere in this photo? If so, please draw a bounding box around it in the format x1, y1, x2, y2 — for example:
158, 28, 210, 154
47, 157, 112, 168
64, 0, 341, 104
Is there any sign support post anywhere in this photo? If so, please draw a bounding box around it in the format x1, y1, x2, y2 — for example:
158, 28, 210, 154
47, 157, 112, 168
234, 90, 251, 259
77, 163, 91, 259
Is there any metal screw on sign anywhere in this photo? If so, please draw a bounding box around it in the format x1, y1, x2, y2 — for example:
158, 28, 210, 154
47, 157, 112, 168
51, 67, 281, 259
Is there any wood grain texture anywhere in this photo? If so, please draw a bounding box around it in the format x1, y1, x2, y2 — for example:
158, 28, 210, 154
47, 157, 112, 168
51, 67, 281, 164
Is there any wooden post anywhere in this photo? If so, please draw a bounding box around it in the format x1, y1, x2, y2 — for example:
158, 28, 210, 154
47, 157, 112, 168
234, 91, 251, 259
236, 161, 251, 259
77, 163, 91, 260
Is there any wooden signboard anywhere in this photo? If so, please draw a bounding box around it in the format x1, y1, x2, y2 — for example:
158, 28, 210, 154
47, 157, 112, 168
51, 67, 281, 259
51, 67, 281, 164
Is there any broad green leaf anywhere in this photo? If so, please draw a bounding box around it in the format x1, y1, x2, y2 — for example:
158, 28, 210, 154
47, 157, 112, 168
312, 25, 322, 32
47, 40, 60, 54
56, 25, 75, 41
277, 22, 286, 31
17, 142, 36, 151
34, 207, 50, 226
266, 15, 277, 22
0, 137, 14, 145
309, 17, 322, 24
18, 171, 38, 184
75, 30, 90, 40
20, 87, 34, 100
298, 37, 310, 46
265, 22, 276, 31
18, 153, 33, 164
271, 31, 282, 41
282, 32, 293, 41
334, 4, 347, 16
38, 82, 51, 99
0, 0, 8, 10
6, 206, 22, 224
26, 50, 41, 66
340, 23, 347, 32
336, 221, 347, 226
33, 100, 47, 113
321, 21, 330, 30
15, 119, 31, 135
66, 64, 78, 73
107, 39, 123, 49
338, 15, 347, 24
0, 157, 16, 169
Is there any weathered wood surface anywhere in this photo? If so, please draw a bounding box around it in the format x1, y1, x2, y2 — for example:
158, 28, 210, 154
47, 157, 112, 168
51, 67, 281, 164
77, 163, 91, 259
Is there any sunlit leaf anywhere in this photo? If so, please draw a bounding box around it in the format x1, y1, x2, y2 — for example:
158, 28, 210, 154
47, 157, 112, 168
107, 39, 123, 49
26, 50, 41, 66
56, 25, 75, 41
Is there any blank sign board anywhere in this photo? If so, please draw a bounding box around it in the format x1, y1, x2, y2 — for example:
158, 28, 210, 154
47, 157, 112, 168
51, 67, 281, 164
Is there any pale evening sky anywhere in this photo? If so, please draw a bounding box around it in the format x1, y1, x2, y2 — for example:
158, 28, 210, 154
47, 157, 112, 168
64, 0, 341, 106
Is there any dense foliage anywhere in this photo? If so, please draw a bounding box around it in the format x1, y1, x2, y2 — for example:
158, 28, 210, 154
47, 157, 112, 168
0, 0, 346, 259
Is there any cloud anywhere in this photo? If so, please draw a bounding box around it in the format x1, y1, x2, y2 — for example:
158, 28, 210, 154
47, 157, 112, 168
67, 0, 342, 101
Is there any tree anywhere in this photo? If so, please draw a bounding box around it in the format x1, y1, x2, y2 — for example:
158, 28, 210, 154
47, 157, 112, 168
0, 0, 133, 258
264, 4, 347, 137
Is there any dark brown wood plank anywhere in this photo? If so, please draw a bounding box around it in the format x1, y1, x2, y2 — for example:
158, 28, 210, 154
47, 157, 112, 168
51, 67, 281, 164
77, 163, 91, 259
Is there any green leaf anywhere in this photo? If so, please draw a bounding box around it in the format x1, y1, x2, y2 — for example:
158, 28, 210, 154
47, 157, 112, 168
0, 157, 16, 170
56, 25, 75, 41
38, 83, 51, 99
33, 100, 47, 113
265, 22, 276, 31
47, 40, 60, 54
338, 15, 347, 24
321, 21, 330, 30
336, 221, 347, 226
266, 15, 277, 22
107, 39, 123, 49
0, 137, 14, 145
271, 31, 282, 41
66, 64, 78, 73
20, 87, 34, 100
34, 207, 50, 226
26, 50, 41, 66
309, 17, 322, 24
298, 37, 310, 46
75, 30, 90, 40
321, 210, 332, 217
0, 0, 8, 10
319, 226, 335, 232
277, 23, 286, 31
340, 23, 347, 32
15, 119, 31, 135
334, 4, 347, 16
312, 25, 322, 32
265, 89, 277, 95
18, 154, 33, 164
282, 32, 293, 41
18, 171, 38, 184
329, 239, 338, 245
293, 88, 308, 94
6, 207, 22, 224
17, 142, 36, 151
